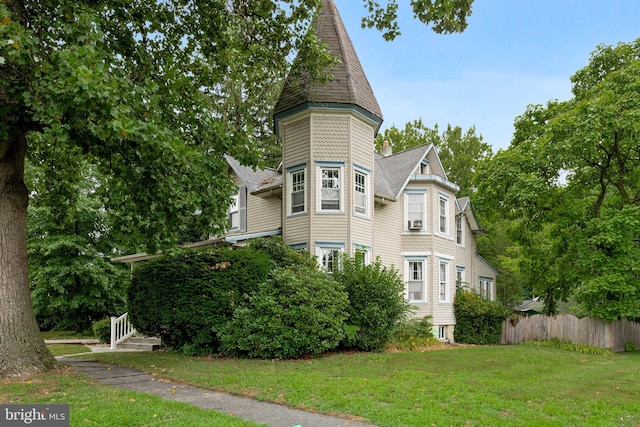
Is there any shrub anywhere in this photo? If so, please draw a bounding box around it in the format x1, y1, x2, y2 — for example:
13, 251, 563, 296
454, 289, 510, 344
92, 318, 112, 344
128, 247, 271, 355
219, 265, 349, 359
333, 256, 410, 351
248, 237, 317, 270
387, 316, 439, 351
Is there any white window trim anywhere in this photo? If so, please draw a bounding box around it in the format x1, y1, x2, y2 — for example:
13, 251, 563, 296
404, 256, 428, 303
316, 242, 344, 273
286, 164, 307, 217
316, 162, 345, 214
439, 260, 450, 303
456, 266, 466, 290
228, 193, 239, 231
353, 243, 371, 265
439, 194, 449, 235
437, 325, 447, 340
404, 190, 427, 232
456, 214, 464, 246
480, 278, 493, 300
353, 165, 370, 218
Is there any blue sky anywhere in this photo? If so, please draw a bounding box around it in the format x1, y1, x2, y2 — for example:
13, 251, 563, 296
333, 0, 640, 151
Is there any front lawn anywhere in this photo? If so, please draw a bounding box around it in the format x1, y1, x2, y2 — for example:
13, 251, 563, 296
1, 369, 262, 427
81, 345, 640, 427
6, 345, 640, 427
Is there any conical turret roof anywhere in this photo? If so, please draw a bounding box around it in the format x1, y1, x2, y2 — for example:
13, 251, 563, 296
274, 0, 383, 122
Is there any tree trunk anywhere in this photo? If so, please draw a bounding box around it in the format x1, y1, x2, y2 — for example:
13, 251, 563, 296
0, 132, 57, 378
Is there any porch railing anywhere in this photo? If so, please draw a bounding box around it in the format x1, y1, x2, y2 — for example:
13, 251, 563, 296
110, 312, 136, 349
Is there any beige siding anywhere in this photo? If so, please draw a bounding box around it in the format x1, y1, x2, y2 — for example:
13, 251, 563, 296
282, 116, 311, 166
312, 115, 350, 159
246, 195, 281, 234
372, 200, 402, 270
284, 214, 310, 247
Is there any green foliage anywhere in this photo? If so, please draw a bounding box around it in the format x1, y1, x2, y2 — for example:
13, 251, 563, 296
219, 266, 349, 359
248, 237, 317, 270
128, 247, 272, 355
361, 0, 474, 40
27, 158, 130, 332
332, 256, 410, 351
92, 319, 112, 344
475, 39, 640, 318
454, 290, 510, 344
387, 316, 439, 351
521, 339, 614, 356
625, 342, 636, 352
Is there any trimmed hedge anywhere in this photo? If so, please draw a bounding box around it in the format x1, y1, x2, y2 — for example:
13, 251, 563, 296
332, 256, 410, 351
128, 247, 271, 354
219, 265, 349, 359
454, 289, 510, 344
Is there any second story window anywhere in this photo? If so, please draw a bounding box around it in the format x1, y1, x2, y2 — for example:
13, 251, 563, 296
406, 193, 424, 231
320, 167, 341, 211
354, 171, 367, 216
291, 170, 305, 214
439, 196, 448, 234
228, 194, 239, 230
456, 215, 463, 245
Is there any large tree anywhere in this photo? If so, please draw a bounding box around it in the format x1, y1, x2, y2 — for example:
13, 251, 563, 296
0, 0, 476, 377
477, 40, 640, 318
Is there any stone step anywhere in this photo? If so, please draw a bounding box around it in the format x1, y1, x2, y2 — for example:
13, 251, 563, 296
119, 336, 161, 351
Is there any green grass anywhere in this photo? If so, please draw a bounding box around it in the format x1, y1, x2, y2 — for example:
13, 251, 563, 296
46, 344, 93, 356
41, 330, 94, 340
1, 370, 263, 426
80, 345, 640, 427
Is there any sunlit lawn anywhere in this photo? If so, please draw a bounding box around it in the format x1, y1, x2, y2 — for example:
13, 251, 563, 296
73, 345, 640, 427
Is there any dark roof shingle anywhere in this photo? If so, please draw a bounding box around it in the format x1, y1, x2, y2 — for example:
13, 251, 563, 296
274, 0, 383, 120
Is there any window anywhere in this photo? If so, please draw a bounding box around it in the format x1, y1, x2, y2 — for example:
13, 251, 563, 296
439, 196, 448, 234
456, 267, 465, 290
354, 171, 368, 216
316, 163, 344, 212
406, 193, 424, 230
480, 278, 493, 300
228, 194, 239, 230
316, 243, 344, 273
456, 215, 463, 245
354, 244, 371, 265
287, 164, 306, 216
407, 260, 425, 302
439, 261, 449, 302
438, 326, 446, 340
291, 170, 305, 214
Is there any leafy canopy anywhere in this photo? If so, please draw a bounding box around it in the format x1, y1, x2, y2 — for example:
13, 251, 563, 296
476, 39, 640, 319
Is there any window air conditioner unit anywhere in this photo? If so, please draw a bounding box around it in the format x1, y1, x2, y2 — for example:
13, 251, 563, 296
408, 219, 423, 230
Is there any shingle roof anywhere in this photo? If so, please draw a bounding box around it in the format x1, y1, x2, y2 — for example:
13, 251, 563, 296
224, 155, 282, 193
374, 144, 433, 200
273, 0, 383, 121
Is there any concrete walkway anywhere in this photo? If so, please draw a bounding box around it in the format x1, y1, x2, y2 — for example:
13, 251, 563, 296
58, 357, 377, 427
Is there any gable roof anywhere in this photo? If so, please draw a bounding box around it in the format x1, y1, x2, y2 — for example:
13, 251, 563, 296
374, 144, 460, 200
225, 155, 281, 193
273, 0, 383, 124
456, 196, 482, 232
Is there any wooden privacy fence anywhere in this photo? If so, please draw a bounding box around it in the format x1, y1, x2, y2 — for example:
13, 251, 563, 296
500, 314, 640, 352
